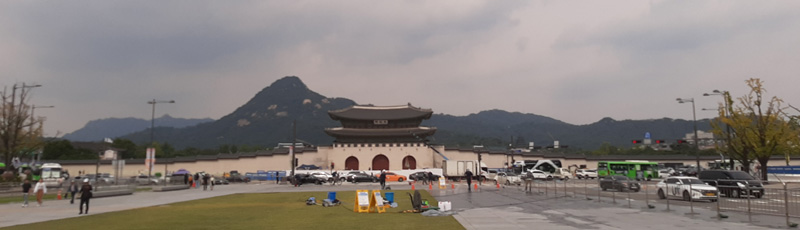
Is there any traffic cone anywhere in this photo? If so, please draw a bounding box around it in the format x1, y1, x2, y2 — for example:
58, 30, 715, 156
451, 184, 455, 190
429, 184, 433, 190
411, 183, 415, 190
474, 183, 478, 191
57, 189, 62, 200
496, 183, 500, 189
192, 181, 196, 188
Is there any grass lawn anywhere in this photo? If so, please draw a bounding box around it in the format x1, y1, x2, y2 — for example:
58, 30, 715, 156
4, 190, 464, 230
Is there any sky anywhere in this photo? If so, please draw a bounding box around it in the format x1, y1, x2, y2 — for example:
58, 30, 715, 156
2, 1, 800, 137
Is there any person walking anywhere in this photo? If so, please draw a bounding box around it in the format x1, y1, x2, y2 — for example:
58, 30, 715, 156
79, 179, 93, 215
465, 169, 474, 192
331, 171, 338, 186
193, 173, 199, 189
379, 170, 387, 190
68, 180, 79, 204
523, 171, 533, 193
202, 174, 210, 191
428, 171, 435, 186
33, 179, 47, 206
210, 176, 215, 191
21, 180, 31, 207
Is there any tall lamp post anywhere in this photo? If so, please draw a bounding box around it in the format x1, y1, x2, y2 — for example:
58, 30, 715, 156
677, 98, 701, 171
704, 90, 733, 169
31, 105, 54, 162
147, 99, 174, 179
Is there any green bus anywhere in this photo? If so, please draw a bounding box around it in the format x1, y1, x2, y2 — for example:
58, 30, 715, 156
597, 161, 659, 181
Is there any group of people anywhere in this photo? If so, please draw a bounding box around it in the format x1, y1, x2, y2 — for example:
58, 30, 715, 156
183, 173, 215, 191
21, 178, 94, 215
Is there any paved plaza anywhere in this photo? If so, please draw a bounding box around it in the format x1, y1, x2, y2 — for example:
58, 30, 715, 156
0, 181, 793, 229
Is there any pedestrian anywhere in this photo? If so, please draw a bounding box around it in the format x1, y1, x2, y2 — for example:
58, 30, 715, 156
193, 173, 199, 188
184, 173, 188, 185
21, 179, 31, 207
188, 177, 194, 188
202, 174, 210, 191
331, 171, 338, 186
33, 178, 47, 206
379, 170, 387, 190
210, 176, 215, 191
428, 171, 434, 186
68, 180, 79, 204
421, 173, 427, 185
79, 178, 92, 215
465, 169, 474, 192
523, 171, 533, 193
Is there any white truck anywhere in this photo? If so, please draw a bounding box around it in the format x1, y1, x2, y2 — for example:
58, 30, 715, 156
514, 160, 572, 180
442, 160, 488, 182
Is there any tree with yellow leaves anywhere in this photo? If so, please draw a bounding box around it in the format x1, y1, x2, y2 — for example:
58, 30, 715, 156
711, 78, 800, 181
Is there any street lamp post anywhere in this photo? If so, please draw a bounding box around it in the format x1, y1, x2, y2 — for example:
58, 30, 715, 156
147, 99, 174, 179
677, 98, 701, 171
31, 105, 54, 162
704, 90, 733, 169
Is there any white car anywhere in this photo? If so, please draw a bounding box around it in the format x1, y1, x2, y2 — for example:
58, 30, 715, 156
658, 169, 675, 178
656, 176, 718, 202
496, 172, 522, 185
524, 169, 553, 180
576, 169, 598, 179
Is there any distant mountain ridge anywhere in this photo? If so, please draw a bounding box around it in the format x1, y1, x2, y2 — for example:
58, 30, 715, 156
63, 115, 214, 141
70, 76, 711, 150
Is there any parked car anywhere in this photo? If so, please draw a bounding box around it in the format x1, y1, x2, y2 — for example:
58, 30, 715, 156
658, 168, 676, 179
656, 176, 718, 202
291, 174, 326, 185
599, 176, 640, 192
347, 173, 378, 183
226, 172, 251, 183
213, 178, 230, 185
310, 172, 335, 183
698, 170, 764, 198
524, 169, 553, 180
409, 172, 440, 182
383, 172, 407, 182
575, 169, 598, 179
133, 174, 160, 185
496, 172, 522, 185
342, 171, 367, 182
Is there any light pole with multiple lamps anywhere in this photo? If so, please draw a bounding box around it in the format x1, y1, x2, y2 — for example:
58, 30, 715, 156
704, 89, 733, 169
677, 97, 701, 171
147, 99, 175, 179
31, 105, 54, 162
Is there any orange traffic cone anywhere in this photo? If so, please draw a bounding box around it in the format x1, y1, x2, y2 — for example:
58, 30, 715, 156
192, 181, 196, 188
428, 184, 433, 190
496, 183, 500, 189
451, 184, 455, 190
57, 189, 62, 200
411, 183, 415, 190
474, 183, 478, 191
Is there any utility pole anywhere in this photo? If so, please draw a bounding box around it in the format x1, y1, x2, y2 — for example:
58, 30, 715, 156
290, 120, 296, 177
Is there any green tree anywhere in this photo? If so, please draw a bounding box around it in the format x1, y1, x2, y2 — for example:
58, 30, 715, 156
1, 84, 44, 172
711, 78, 800, 180
111, 138, 138, 159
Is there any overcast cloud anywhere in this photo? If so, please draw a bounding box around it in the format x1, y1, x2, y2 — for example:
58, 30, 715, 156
2, 0, 800, 136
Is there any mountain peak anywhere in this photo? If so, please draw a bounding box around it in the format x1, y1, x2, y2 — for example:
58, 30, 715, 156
269, 76, 308, 90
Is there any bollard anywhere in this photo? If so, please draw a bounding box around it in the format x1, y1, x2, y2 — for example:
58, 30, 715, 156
746, 180, 752, 222
612, 177, 616, 204
627, 185, 632, 208
554, 179, 558, 199
784, 182, 791, 227
645, 181, 649, 208
585, 177, 589, 200
689, 182, 695, 214
716, 180, 723, 219
597, 179, 602, 203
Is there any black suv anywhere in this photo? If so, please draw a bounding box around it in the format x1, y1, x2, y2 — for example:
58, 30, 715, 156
698, 170, 764, 198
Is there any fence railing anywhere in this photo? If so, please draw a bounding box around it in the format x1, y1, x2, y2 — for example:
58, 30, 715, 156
489, 175, 798, 227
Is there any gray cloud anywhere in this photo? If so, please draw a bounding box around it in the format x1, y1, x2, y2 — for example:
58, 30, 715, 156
2, 1, 799, 137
